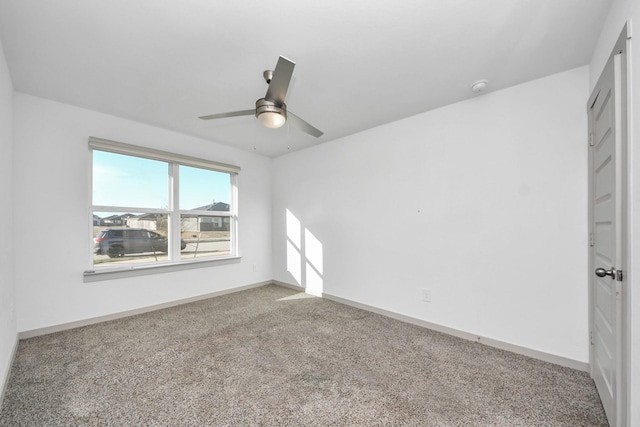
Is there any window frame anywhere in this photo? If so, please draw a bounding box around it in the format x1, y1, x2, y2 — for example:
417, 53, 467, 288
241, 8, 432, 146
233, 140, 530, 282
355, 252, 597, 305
85, 137, 240, 279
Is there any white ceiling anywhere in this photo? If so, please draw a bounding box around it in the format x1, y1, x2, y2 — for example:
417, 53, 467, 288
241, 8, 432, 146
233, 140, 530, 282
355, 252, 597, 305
0, 0, 612, 157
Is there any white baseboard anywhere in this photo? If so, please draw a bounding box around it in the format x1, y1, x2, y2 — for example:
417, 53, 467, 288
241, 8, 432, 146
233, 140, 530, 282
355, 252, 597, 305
322, 292, 588, 372
271, 281, 588, 372
18, 281, 272, 339
0, 335, 18, 410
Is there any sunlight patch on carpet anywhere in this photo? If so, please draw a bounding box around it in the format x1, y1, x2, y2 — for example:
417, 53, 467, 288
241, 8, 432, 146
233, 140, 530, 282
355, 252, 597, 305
277, 292, 318, 301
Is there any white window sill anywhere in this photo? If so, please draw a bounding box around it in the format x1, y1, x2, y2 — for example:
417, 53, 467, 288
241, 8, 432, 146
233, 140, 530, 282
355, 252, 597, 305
83, 256, 242, 282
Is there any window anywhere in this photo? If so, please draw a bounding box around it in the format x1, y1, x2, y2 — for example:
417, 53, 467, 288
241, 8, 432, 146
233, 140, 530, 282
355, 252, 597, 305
89, 137, 239, 272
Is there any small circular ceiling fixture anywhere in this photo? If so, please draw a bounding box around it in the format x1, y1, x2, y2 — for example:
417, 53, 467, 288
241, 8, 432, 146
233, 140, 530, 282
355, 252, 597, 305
471, 79, 489, 93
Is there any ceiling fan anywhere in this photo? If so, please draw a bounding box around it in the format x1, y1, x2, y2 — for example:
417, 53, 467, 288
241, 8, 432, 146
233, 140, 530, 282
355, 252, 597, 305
199, 56, 323, 138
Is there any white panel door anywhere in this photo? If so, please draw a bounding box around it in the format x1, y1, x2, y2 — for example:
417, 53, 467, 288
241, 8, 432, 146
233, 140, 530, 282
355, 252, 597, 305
589, 53, 622, 427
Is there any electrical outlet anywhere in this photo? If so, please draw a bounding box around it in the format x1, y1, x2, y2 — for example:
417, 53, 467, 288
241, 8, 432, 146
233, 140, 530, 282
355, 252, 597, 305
422, 288, 431, 303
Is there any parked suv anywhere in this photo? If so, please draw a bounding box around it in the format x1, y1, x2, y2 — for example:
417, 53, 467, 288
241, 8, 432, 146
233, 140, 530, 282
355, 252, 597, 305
94, 228, 187, 258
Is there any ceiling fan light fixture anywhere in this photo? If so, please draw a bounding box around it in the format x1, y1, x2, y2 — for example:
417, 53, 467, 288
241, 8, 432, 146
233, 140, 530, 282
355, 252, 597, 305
257, 111, 286, 128
255, 98, 287, 129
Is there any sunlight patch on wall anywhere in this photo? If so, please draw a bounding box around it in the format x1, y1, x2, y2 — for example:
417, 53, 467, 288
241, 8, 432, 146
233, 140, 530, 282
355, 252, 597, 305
305, 262, 323, 296
304, 228, 323, 295
286, 209, 303, 286
286, 240, 302, 285
304, 229, 323, 275
286, 209, 301, 247
286, 208, 323, 294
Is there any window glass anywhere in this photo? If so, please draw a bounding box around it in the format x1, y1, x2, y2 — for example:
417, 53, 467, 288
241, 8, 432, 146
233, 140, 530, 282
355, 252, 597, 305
179, 165, 230, 211
90, 143, 237, 272
92, 211, 170, 267
93, 151, 168, 209
180, 214, 231, 260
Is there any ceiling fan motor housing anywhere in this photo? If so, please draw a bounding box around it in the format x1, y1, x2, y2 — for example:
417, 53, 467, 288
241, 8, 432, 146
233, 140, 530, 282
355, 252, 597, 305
256, 98, 286, 116
255, 98, 287, 128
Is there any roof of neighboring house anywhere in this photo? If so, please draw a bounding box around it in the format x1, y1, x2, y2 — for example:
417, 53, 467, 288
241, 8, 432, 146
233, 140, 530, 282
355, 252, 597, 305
191, 202, 230, 212
101, 213, 135, 220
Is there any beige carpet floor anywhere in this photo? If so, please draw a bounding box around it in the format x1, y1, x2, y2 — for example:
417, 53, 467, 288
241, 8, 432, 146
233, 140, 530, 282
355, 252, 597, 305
0, 284, 607, 426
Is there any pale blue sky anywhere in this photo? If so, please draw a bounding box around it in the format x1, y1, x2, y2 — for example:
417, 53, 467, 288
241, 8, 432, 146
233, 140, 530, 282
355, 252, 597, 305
93, 151, 230, 214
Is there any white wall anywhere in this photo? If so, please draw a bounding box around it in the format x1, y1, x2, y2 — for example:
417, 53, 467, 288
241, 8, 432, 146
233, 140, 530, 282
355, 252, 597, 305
273, 66, 589, 363
12, 93, 273, 332
590, 0, 640, 423
0, 40, 16, 398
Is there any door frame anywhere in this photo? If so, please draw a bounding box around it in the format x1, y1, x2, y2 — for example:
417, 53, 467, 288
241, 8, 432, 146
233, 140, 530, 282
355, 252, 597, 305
587, 22, 630, 427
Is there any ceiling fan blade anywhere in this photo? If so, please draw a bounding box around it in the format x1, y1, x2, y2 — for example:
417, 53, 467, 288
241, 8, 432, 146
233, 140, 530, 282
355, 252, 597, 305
199, 110, 254, 120
288, 111, 323, 138
265, 56, 295, 105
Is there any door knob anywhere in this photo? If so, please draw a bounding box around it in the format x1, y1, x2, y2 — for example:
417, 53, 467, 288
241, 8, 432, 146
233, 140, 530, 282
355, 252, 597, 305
595, 267, 616, 279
